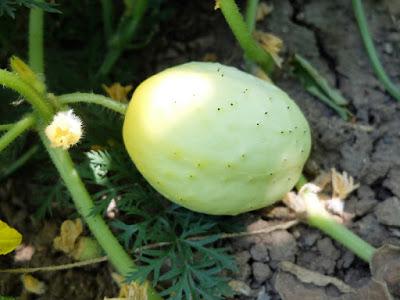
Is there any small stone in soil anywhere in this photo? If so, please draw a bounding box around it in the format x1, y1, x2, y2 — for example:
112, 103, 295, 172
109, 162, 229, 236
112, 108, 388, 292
375, 197, 400, 227
261, 230, 297, 267
336, 251, 355, 269
234, 251, 252, 281
252, 262, 272, 283
383, 168, 400, 198
250, 243, 269, 262
356, 214, 389, 245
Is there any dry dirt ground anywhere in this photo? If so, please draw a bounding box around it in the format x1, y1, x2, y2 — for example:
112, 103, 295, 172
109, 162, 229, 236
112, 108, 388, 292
1, 0, 400, 299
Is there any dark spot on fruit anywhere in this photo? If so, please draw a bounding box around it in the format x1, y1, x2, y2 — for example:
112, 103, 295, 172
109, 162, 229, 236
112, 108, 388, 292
264, 112, 268, 115
280, 131, 284, 134
189, 175, 193, 178
288, 177, 291, 181
289, 130, 292, 133
241, 154, 245, 158
295, 126, 298, 129
283, 158, 287, 162
217, 68, 220, 72
256, 123, 260, 126
287, 106, 290, 109
197, 163, 201, 167
269, 173, 273, 176
227, 164, 231, 168
157, 181, 160, 184
217, 108, 221, 111
301, 149, 304, 153
230, 103, 234, 106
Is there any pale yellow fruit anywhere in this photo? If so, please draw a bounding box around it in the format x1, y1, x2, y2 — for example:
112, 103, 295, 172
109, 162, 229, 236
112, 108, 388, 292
123, 62, 311, 215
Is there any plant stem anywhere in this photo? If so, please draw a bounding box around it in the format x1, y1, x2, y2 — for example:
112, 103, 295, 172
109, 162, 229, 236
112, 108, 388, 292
298, 186, 376, 262
97, 0, 148, 78
0, 114, 35, 153
58, 93, 128, 115
293, 54, 348, 106
245, 0, 258, 32
352, 0, 400, 102
0, 69, 53, 121
295, 174, 308, 191
100, 0, 114, 40
307, 213, 375, 262
29, 3, 44, 74
0, 124, 14, 131
39, 131, 161, 300
0, 145, 39, 181
218, 0, 274, 74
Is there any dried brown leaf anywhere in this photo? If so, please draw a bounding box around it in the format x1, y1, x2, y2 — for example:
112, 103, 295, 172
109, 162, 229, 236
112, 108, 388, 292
253, 31, 283, 67
256, 2, 273, 21
53, 219, 83, 254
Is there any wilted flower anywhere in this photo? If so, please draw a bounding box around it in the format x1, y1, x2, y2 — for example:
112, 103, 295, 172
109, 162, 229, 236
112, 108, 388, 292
45, 110, 83, 149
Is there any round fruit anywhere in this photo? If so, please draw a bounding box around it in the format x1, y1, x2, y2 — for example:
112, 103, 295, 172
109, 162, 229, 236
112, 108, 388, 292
123, 62, 311, 215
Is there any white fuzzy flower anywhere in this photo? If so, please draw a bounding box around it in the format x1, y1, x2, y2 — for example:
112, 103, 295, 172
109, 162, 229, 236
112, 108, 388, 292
45, 110, 83, 149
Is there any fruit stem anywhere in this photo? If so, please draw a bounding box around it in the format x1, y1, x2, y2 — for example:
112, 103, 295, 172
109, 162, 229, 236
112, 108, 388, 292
29, 1, 44, 75
58, 92, 127, 115
300, 185, 376, 262
218, 0, 274, 74
352, 0, 400, 102
39, 131, 162, 300
0, 114, 36, 153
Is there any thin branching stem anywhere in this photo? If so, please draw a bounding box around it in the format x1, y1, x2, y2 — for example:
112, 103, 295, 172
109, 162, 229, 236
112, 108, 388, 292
0, 145, 39, 181
58, 93, 127, 115
218, 0, 274, 74
29, 2, 44, 74
0, 114, 35, 153
352, 0, 400, 101
0, 123, 14, 131
245, 0, 258, 32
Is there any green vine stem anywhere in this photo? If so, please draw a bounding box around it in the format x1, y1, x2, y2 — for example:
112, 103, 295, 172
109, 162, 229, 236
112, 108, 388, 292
0, 69, 53, 121
299, 186, 376, 262
29, 2, 44, 74
0, 145, 39, 181
100, 0, 114, 40
218, 0, 274, 74
58, 93, 127, 115
97, 0, 148, 78
0, 123, 14, 131
307, 213, 375, 262
245, 0, 258, 32
39, 131, 161, 299
0, 114, 35, 153
352, 0, 400, 102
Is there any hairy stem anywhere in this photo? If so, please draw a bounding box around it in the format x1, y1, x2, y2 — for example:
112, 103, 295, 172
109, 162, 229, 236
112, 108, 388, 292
218, 0, 274, 74
29, 3, 44, 74
58, 92, 127, 115
352, 0, 400, 101
0, 69, 53, 121
0, 114, 35, 153
39, 131, 161, 299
